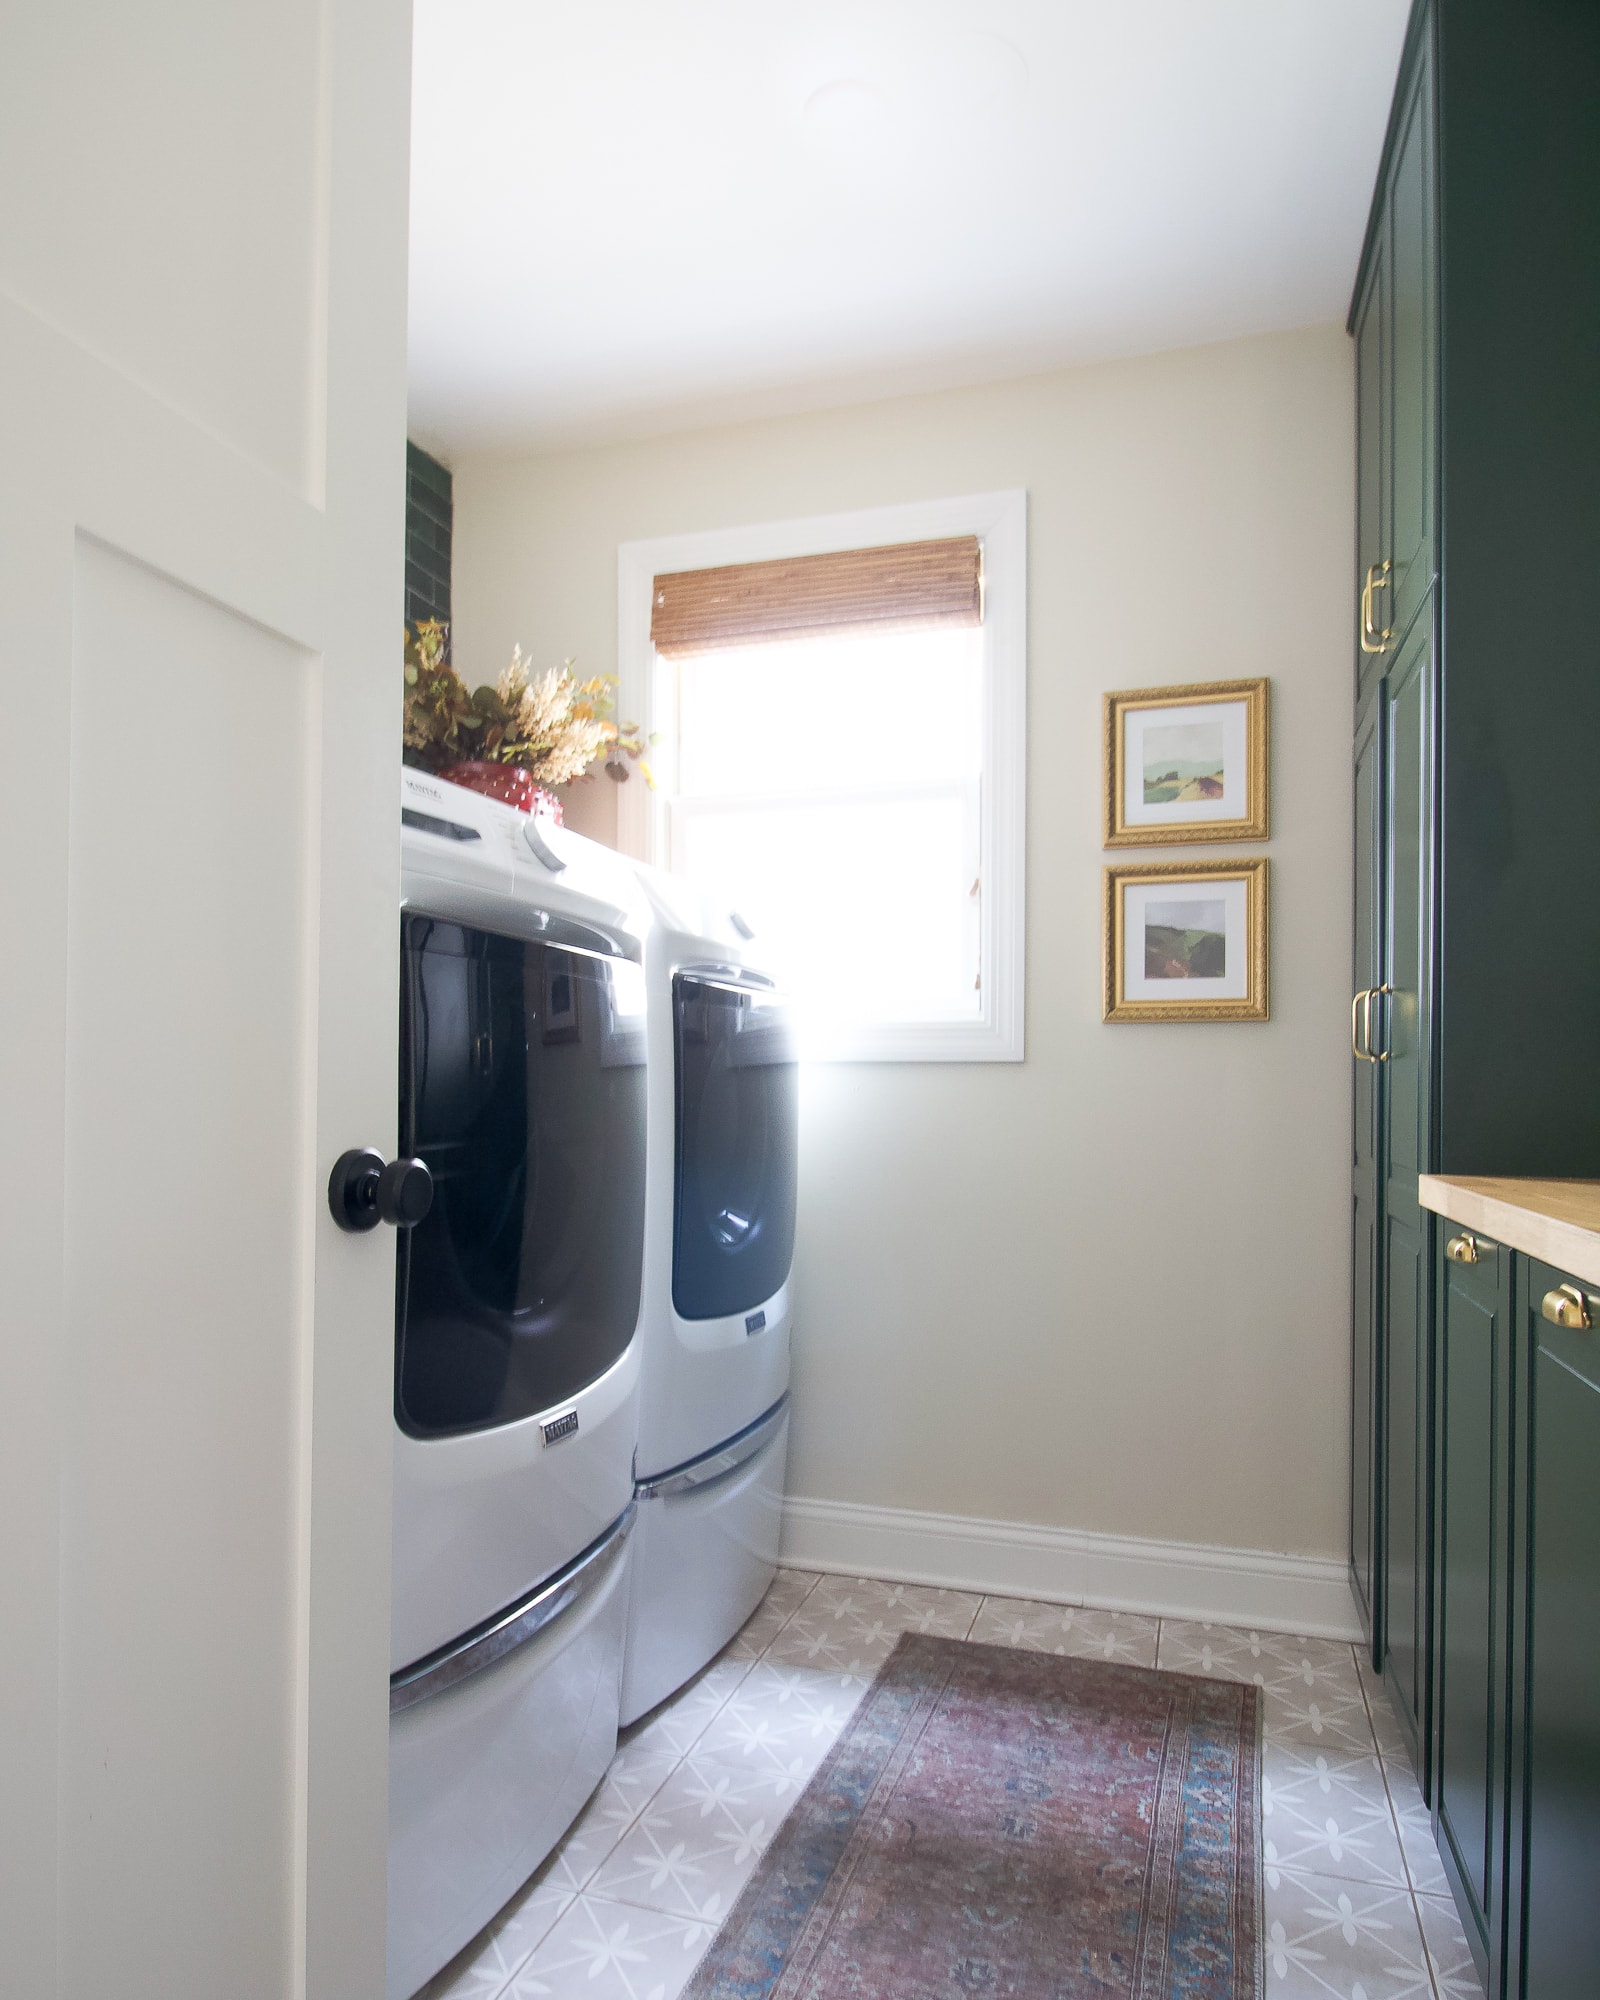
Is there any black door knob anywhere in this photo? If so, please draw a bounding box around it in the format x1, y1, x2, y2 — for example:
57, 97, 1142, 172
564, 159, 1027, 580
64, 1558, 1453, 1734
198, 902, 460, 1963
328, 1149, 434, 1233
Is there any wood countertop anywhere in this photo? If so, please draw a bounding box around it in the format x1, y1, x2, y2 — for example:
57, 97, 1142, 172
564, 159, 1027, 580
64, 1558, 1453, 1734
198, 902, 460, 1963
1418, 1176, 1600, 1289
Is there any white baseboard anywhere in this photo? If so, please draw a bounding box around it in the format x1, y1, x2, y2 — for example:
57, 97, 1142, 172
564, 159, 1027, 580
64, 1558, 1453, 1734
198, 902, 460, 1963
780, 1496, 1362, 1642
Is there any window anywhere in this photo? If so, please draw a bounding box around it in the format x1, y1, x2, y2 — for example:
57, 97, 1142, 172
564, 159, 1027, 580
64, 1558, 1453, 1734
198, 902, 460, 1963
618, 491, 1025, 1061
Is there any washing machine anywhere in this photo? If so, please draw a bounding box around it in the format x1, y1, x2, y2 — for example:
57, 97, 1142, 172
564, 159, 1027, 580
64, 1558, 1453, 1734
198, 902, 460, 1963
619, 868, 799, 1727
387, 767, 651, 1999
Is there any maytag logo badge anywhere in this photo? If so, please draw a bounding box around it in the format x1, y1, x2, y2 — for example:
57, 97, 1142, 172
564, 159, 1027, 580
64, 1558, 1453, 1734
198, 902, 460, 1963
744, 1310, 767, 1337
541, 1410, 580, 1445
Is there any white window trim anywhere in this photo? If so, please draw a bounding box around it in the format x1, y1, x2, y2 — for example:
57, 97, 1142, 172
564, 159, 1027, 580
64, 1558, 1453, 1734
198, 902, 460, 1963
617, 488, 1026, 1063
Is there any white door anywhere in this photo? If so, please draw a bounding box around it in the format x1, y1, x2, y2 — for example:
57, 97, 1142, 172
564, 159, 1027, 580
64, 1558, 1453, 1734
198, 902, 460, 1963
0, 3, 411, 1994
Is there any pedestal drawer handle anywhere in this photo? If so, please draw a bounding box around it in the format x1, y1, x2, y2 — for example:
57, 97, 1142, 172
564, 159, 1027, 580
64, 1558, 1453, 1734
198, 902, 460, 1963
1446, 1234, 1481, 1265
1541, 1284, 1592, 1331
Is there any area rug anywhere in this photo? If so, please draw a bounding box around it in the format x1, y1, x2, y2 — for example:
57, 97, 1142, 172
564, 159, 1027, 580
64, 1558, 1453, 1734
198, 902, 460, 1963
683, 1631, 1262, 2000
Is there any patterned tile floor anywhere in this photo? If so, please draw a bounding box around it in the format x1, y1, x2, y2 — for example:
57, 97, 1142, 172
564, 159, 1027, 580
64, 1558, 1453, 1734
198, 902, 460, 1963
418, 1570, 1479, 2000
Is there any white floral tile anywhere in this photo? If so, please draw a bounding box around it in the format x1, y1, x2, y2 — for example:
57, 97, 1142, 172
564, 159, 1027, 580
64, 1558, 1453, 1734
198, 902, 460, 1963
723, 1600, 795, 1662
1371, 1715, 1420, 1779
1262, 1870, 1437, 1998
546, 1742, 683, 1895
604, 1735, 686, 1817
690, 1659, 862, 1779
764, 1567, 822, 1616
1356, 1651, 1417, 1770
800, 1573, 983, 1638
584, 1756, 780, 1924
761, 1610, 896, 1680
415, 1574, 1451, 2000
1261, 1741, 1407, 1887
414, 1860, 575, 1998
414, 1930, 531, 2000
1263, 1679, 1381, 1757
1417, 1892, 1483, 2000
1160, 1622, 1374, 1753
529, 1815, 614, 1904
1158, 1622, 1360, 1693
1387, 1779, 1451, 1899
970, 1596, 1160, 1667
722, 1568, 818, 1661
680, 1738, 811, 1815
1380, 1756, 1426, 1819
760, 1616, 899, 1680
500, 1894, 718, 2000
619, 1651, 752, 1761
761, 1576, 979, 1681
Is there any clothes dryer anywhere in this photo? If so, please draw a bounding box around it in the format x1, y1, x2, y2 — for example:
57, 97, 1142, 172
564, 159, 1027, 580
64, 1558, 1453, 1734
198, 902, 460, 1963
620, 869, 799, 1726
388, 768, 651, 1999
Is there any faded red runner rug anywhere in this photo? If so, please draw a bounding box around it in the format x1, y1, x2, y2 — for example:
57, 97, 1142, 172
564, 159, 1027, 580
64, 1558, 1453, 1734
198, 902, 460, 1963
684, 1632, 1262, 2000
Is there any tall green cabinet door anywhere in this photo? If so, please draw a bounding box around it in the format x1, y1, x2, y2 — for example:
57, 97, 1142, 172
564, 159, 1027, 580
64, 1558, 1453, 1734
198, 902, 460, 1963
1350, 689, 1385, 1654
1386, 17, 1436, 646
1519, 1258, 1600, 2000
1378, 604, 1435, 1777
1353, 231, 1389, 711
1432, 1228, 1511, 1991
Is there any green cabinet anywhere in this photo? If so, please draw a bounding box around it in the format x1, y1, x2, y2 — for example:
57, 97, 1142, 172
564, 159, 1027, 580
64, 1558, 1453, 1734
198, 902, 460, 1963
1384, 47, 1434, 649
1348, 0, 1600, 1820
1516, 1261, 1600, 2000
1378, 611, 1434, 1767
1351, 249, 1386, 713
1430, 1240, 1600, 2000
1351, 21, 1434, 711
1348, 701, 1382, 1642
1432, 1228, 1513, 1990
1348, 6, 1438, 1778
1354, 0, 1600, 1987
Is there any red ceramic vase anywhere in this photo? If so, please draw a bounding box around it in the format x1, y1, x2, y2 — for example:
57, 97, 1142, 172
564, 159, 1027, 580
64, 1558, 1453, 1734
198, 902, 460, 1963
439, 761, 563, 824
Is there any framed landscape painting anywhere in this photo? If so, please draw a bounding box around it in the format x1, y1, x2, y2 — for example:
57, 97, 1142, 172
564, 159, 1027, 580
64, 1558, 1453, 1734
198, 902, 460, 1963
1103, 857, 1269, 1022
1103, 678, 1269, 846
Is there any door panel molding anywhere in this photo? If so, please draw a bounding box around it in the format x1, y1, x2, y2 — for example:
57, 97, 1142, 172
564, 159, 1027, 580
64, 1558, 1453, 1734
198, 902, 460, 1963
0, 3, 411, 1993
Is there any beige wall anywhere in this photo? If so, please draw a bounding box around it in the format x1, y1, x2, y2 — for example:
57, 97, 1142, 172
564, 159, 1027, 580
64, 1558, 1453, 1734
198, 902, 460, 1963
453, 324, 1355, 1562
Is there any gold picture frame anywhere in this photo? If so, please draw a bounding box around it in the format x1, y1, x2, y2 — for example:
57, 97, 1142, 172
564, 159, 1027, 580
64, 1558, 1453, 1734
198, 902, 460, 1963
1103, 678, 1269, 847
1103, 857, 1269, 1022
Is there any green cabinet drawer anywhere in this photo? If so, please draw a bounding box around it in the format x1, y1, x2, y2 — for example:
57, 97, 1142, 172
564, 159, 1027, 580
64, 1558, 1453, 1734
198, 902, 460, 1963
1518, 1257, 1600, 1999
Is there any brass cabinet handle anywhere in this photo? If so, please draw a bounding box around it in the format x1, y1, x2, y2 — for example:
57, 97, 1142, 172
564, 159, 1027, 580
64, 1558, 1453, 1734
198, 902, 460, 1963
1366, 984, 1393, 1062
1351, 989, 1375, 1061
1541, 1283, 1592, 1331
1359, 561, 1393, 655
1446, 1233, 1481, 1265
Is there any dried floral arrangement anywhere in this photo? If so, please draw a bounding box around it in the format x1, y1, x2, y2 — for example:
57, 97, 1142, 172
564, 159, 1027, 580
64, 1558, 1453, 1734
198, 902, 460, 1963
403, 619, 652, 787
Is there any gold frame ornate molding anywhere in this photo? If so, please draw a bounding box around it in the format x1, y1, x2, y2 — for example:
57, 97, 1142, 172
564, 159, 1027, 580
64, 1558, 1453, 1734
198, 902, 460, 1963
1103, 677, 1270, 848
1103, 856, 1270, 1022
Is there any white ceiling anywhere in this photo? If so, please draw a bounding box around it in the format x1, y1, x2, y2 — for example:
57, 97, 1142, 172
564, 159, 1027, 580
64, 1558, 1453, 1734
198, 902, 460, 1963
407, 0, 1410, 459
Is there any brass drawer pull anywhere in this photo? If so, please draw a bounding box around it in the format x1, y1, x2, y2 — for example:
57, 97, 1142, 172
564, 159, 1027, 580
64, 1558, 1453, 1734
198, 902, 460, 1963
1541, 1284, 1592, 1332
1366, 983, 1392, 1062
1350, 986, 1393, 1063
1359, 561, 1393, 655
1446, 1233, 1481, 1265
1351, 989, 1374, 1062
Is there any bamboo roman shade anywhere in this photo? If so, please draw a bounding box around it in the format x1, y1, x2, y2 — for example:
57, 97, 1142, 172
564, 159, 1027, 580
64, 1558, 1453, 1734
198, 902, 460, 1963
649, 535, 982, 656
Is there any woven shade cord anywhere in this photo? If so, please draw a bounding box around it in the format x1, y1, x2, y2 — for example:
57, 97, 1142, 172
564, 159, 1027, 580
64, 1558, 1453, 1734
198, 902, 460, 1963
650, 535, 982, 655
